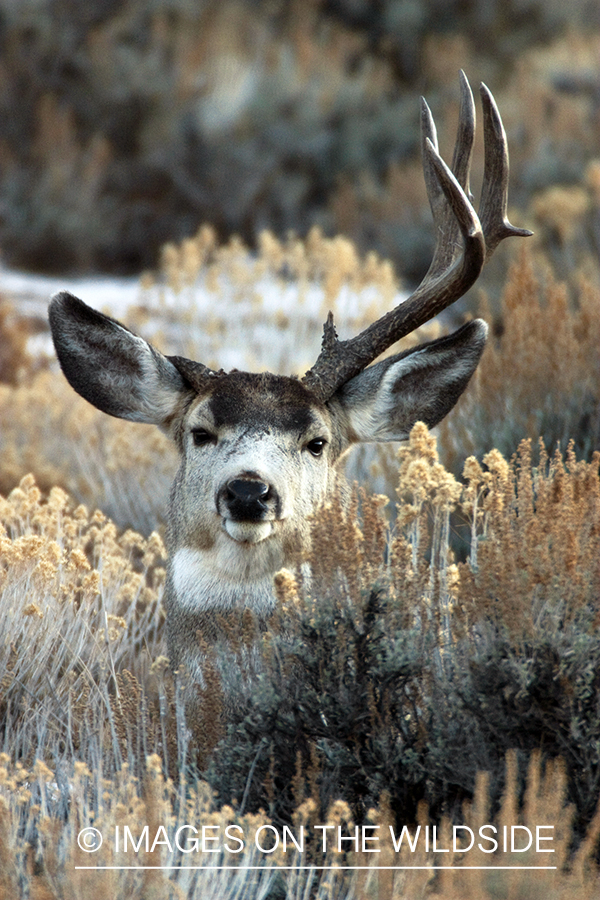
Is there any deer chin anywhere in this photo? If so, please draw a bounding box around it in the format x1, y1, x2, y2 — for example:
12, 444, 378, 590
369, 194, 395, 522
223, 519, 273, 544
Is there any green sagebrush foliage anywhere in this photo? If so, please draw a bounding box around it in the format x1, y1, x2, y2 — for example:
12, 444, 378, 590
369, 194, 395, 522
207, 579, 600, 844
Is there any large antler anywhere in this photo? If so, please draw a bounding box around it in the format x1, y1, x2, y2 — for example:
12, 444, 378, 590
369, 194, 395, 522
301, 72, 531, 402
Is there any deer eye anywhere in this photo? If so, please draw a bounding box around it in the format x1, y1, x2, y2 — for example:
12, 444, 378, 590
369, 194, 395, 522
306, 438, 326, 457
192, 428, 216, 447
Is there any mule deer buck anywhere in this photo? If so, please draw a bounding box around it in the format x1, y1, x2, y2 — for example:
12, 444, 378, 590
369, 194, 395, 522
49, 74, 530, 708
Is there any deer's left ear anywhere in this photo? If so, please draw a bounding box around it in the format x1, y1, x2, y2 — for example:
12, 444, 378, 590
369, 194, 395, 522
333, 319, 487, 442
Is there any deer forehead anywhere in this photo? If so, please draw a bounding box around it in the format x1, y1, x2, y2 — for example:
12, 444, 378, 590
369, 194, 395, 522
186, 370, 332, 438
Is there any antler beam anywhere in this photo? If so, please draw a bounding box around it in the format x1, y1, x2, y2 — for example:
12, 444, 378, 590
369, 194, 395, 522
301, 72, 531, 402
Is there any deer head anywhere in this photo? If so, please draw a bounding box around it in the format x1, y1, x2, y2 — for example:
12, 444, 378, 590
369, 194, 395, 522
49, 74, 530, 691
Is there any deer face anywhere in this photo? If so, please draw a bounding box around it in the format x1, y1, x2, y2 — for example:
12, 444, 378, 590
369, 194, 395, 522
186, 372, 335, 539
167, 372, 337, 594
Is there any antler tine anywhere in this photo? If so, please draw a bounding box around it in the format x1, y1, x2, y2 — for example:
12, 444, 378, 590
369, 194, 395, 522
301, 75, 530, 403
478, 83, 533, 256
423, 70, 476, 278
452, 71, 476, 196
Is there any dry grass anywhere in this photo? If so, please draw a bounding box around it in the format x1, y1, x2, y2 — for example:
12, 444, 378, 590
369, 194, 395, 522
1, 410, 599, 896
2, 431, 599, 896
439, 246, 600, 470
457, 438, 600, 636
0, 295, 31, 385
0, 751, 280, 900
0, 475, 166, 757
2, 749, 594, 900
0, 372, 177, 532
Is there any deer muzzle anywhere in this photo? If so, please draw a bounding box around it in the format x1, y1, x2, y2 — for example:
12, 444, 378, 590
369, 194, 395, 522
217, 475, 280, 544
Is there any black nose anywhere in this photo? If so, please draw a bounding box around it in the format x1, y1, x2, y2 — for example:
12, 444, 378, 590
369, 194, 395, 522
225, 479, 271, 521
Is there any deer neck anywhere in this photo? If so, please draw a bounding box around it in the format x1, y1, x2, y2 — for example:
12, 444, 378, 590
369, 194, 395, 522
167, 543, 279, 618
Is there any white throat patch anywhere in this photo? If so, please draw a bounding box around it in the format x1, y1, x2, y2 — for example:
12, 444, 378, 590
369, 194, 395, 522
171, 545, 278, 616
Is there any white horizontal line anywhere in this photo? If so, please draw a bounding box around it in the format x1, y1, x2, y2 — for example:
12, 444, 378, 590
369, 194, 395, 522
75, 865, 558, 871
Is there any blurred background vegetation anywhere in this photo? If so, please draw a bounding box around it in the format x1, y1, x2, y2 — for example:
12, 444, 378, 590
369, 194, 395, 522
0, 0, 598, 288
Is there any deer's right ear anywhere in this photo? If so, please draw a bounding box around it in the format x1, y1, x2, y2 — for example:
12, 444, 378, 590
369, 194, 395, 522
49, 291, 190, 427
